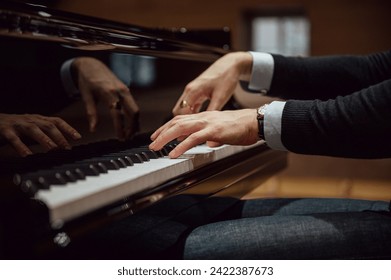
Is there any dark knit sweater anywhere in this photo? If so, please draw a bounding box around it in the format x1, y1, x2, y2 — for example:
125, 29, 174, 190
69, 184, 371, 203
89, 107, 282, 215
268, 50, 391, 159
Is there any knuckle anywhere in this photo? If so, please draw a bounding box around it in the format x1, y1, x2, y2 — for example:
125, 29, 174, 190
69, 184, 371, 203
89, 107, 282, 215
41, 122, 56, 131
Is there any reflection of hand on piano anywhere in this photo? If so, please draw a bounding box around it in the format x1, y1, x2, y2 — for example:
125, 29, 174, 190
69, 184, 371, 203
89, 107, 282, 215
71, 57, 140, 140
149, 109, 259, 158
0, 113, 81, 157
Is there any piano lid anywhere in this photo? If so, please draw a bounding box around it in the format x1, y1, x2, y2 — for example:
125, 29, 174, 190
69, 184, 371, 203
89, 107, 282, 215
0, 0, 230, 61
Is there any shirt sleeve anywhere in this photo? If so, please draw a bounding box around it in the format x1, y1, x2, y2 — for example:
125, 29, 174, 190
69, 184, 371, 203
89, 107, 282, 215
264, 101, 287, 151
60, 58, 80, 98
248, 51, 274, 93
239, 52, 274, 94
244, 52, 287, 151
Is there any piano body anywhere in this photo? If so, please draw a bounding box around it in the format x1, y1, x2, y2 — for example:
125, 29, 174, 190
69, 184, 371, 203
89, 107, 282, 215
0, 1, 287, 259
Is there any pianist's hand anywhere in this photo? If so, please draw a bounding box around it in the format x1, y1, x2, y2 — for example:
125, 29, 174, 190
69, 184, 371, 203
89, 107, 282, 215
149, 109, 258, 158
71, 57, 139, 140
172, 52, 252, 116
0, 113, 81, 157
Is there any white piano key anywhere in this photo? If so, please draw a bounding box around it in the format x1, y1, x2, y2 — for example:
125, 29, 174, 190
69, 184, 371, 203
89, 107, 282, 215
35, 142, 263, 224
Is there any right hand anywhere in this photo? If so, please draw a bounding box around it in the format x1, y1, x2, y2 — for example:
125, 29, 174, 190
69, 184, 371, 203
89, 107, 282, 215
172, 52, 253, 115
150, 108, 259, 158
0, 113, 81, 157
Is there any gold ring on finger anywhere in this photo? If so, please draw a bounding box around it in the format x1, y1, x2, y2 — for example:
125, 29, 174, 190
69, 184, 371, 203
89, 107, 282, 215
180, 100, 189, 108
110, 100, 122, 110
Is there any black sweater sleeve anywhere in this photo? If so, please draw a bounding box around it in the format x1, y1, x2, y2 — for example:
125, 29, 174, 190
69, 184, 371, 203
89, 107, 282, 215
268, 50, 391, 159
281, 79, 391, 159
269, 50, 391, 100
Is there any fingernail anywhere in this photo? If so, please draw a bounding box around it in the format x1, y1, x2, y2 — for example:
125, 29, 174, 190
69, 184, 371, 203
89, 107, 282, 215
47, 141, 58, 149
22, 150, 33, 157
169, 150, 177, 158
73, 132, 82, 139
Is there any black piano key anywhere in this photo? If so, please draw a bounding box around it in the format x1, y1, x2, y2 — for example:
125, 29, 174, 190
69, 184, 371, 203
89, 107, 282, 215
131, 148, 160, 159
100, 156, 128, 168
71, 163, 101, 176
110, 152, 144, 163
77, 158, 120, 170
20, 171, 68, 187
36, 176, 52, 189
121, 149, 150, 161
159, 147, 169, 156
73, 168, 86, 180
49, 166, 85, 181
164, 143, 178, 154
134, 152, 150, 161
19, 179, 39, 196
104, 153, 134, 166
73, 161, 108, 174
10, 138, 181, 195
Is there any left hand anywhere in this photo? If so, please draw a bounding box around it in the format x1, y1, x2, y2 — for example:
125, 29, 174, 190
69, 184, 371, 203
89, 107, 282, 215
172, 52, 252, 116
72, 57, 139, 140
149, 109, 259, 158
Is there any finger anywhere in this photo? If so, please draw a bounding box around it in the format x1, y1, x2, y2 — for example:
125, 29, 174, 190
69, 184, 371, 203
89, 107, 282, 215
168, 131, 207, 158
150, 117, 199, 151
207, 140, 223, 147
51, 117, 82, 140
119, 90, 140, 138
150, 118, 175, 141
20, 125, 58, 151
2, 129, 33, 157
206, 87, 231, 111
80, 90, 98, 132
150, 114, 188, 143
109, 105, 125, 140
39, 119, 73, 150
173, 98, 194, 116
173, 83, 209, 115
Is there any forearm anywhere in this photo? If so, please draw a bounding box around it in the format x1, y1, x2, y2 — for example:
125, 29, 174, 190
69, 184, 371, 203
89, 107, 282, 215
280, 79, 391, 158
269, 50, 391, 100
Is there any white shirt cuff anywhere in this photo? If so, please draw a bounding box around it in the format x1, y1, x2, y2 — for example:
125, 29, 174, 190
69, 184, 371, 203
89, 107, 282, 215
264, 100, 287, 151
248, 51, 274, 94
60, 58, 80, 98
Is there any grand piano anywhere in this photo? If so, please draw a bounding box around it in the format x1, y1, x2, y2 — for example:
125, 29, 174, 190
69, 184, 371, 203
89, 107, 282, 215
0, 1, 287, 259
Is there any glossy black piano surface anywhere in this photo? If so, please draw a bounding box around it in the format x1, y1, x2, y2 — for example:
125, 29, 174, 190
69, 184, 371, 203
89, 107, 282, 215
0, 1, 287, 259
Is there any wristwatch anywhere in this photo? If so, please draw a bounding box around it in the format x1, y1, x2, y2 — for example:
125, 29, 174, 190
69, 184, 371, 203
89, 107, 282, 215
257, 104, 268, 140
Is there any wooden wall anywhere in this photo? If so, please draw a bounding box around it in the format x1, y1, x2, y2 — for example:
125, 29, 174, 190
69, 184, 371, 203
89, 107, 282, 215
54, 0, 391, 54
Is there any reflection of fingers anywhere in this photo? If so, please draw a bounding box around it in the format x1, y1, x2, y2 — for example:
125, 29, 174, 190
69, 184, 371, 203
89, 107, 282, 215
24, 126, 58, 151
120, 91, 140, 139
52, 118, 82, 140
81, 92, 98, 132
121, 93, 139, 117
2, 130, 32, 157
86, 104, 98, 132
42, 124, 72, 150
110, 107, 125, 140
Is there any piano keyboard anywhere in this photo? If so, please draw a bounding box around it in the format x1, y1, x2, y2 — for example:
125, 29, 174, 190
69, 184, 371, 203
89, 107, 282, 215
15, 141, 263, 225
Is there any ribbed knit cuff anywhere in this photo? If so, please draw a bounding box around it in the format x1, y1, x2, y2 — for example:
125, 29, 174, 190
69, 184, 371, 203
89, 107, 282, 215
281, 100, 316, 153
